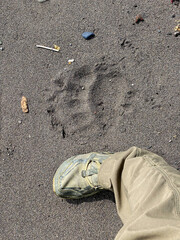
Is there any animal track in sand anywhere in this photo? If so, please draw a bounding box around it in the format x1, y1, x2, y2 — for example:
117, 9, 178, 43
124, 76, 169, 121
44, 61, 136, 138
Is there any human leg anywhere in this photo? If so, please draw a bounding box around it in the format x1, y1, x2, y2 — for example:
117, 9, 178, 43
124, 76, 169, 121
98, 147, 180, 240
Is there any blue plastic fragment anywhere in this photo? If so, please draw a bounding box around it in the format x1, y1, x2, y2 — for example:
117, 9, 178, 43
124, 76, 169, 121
82, 32, 95, 40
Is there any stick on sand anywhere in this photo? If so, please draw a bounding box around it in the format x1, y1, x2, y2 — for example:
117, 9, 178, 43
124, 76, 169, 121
36, 45, 60, 52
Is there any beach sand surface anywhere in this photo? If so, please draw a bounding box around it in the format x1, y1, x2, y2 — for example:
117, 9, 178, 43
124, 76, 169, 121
1, 1, 180, 239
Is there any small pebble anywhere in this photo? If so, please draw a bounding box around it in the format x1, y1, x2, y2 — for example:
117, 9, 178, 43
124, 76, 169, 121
80, 142, 87, 145
0, 47, 4, 51
18, 120, 22, 124
69, 43, 72, 46
68, 59, 75, 64
174, 31, 180, 37
38, 0, 49, 2
82, 32, 95, 40
158, 30, 161, 33
120, 127, 126, 133
169, 139, 172, 143
82, 86, 85, 90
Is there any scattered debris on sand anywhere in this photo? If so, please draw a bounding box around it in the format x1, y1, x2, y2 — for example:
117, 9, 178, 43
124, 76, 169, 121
21, 96, 29, 113
0, 41, 4, 51
53, 45, 60, 51
36, 44, 60, 52
38, 0, 49, 3
82, 32, 95, 40
68, 59, 75, 64
135, 15, 144, 24
171, 0, 180, 5
174, 20, 180, 36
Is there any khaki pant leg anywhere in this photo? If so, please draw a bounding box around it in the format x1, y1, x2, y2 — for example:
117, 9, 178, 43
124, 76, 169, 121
98, 147, 180, 240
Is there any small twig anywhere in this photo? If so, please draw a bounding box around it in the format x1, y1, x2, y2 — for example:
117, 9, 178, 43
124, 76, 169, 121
36, 45, 60, 52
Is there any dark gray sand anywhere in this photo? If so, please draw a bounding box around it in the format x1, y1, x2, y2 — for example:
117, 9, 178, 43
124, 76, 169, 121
1, 0, 180, 239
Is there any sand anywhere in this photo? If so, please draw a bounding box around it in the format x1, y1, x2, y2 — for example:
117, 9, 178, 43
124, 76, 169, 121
1, 0, 180, 239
